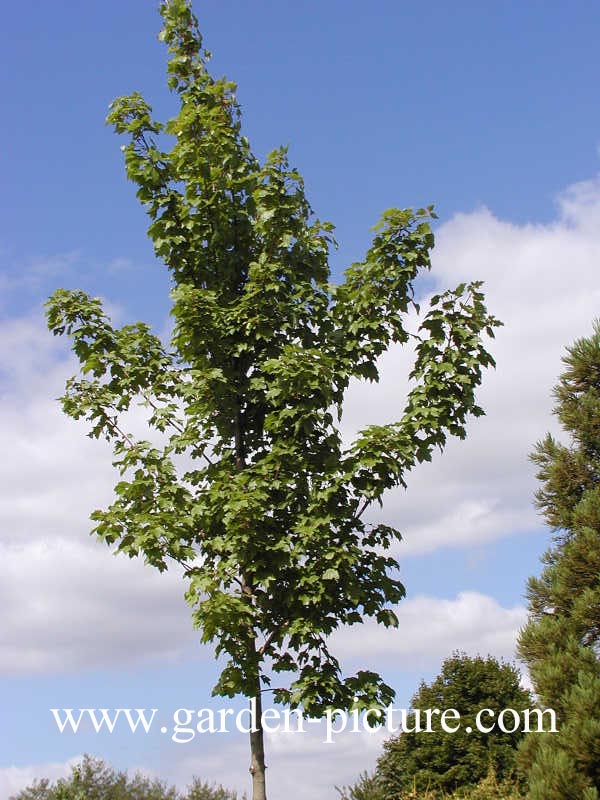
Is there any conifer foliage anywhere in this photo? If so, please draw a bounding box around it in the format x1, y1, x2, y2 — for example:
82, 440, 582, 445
46, 2, 500, 797
371, 654, 531, 798
517, 323, 600, 800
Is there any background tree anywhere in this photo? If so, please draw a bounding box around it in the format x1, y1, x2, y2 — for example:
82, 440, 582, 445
517, 323, 600, 800
46, 1, 500, 797
371, 653, 531, 798
336, 771, 384, 800
336, 773, 525, 800
10, 755, 240, 800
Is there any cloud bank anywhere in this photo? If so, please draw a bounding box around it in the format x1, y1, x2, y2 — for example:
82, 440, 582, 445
2, 172, 600, 678
344, 174, 600, 554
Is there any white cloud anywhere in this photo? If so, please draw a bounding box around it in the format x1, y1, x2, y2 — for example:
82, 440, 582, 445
0, 253, 81, 306
331, 591, 526, 671
0, 315, 200, 674
107, 256, 135, 272
2, 170, 600, 679
0, 315, 117, 548
0, 538, 196, 674
264, 725, 386, 798
343, 173, 600, 555
0, 756, 80, 800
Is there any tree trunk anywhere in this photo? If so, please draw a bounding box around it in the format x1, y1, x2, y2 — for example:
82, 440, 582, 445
249, 682, 267, 800
234, 407, 266, 800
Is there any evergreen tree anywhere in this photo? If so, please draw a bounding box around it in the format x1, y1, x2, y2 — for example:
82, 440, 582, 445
372, 653, 531, 798
517, 322, 600, 800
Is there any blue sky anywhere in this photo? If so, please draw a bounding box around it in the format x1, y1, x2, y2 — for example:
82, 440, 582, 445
2, 1, 600, 798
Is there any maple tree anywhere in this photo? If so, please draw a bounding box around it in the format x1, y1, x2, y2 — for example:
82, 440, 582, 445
46, 2, 500, 797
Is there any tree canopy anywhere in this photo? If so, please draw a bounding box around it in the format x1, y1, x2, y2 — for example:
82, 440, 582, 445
372, 653, 531, 797
46, 1, 500, 797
